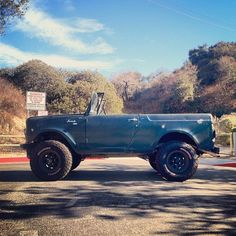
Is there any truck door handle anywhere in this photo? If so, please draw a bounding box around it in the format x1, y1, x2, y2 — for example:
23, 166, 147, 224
128, 118, 138, 122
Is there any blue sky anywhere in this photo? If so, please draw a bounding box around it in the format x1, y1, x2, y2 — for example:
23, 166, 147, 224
1, 0, 236, 78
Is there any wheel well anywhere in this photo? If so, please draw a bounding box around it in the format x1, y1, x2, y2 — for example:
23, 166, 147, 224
158, 132, 197, 147
34, 132, 78, 158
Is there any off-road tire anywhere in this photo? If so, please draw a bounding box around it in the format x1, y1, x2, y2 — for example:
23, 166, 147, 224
148, 156, 160, 173
30, 140, 72, 181
71, 156, 81, 171
155, 141, 199, 182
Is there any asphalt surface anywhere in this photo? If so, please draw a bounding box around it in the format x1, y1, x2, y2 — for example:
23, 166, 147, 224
0, 158, 236, 236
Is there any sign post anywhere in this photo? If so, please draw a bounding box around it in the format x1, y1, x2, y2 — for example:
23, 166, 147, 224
26, 91, 47, 117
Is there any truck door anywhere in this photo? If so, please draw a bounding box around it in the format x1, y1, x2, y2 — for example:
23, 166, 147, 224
85, 114, 139, 153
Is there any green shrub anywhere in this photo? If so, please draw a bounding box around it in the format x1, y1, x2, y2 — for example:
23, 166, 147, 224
219, 114, 236, 133
215, 133, 231, 146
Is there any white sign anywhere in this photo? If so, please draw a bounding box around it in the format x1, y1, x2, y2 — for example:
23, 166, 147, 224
26, 91, 46, 111
38, 110, 48, 116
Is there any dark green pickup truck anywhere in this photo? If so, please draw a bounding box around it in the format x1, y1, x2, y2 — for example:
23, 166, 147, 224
22, 92, 219, 181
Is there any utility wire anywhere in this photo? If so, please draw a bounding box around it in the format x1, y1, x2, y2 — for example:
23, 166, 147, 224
148, 0, 236, 32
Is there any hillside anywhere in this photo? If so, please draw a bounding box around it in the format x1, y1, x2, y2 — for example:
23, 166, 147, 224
112, 42, 236, 117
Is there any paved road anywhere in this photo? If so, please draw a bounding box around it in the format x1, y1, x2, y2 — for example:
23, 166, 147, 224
0, 158, 236, 236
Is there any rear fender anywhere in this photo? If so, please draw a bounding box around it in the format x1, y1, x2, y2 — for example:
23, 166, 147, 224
153, 130, 199, 150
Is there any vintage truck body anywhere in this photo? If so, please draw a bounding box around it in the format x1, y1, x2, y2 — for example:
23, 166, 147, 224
22, 92, 219, 182
25, 113, 216, 156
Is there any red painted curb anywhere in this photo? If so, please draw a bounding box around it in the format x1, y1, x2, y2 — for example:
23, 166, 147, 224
86, 157, 105, 160
0, 156, 104, 164
0, 157, 29, 164
214, 163, 236, 168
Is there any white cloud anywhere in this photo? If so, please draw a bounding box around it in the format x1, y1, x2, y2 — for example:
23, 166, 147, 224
14, 7, 114, 54
71, 18, 105, 33
0, 43, 116, 70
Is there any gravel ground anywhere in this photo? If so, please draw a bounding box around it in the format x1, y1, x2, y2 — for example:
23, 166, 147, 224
0, 158, 235, 236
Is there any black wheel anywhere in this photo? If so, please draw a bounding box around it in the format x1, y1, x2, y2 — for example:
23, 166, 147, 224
155, 141, 199, 182
30, 140, 72, 181
71, 156, 81, 171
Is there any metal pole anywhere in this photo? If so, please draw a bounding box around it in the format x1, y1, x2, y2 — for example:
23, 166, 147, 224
232, 128, 236, 158
230, 133, 234, 156
233, 132, 236, 158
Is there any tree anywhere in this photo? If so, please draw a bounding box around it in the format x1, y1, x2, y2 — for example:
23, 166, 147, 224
47, 84, 82, 114
111, 71, 143, 102
68, 70, 123, 114
189, 42, 236, 85
189, 44, 209, 66
195, 56, 236, 116
174, 63, 197, 102
188, 42, 236, 116
0, 0, 29, 34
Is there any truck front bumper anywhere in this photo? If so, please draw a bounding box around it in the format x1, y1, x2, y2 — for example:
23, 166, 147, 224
20, 143, 32, 150
21, 143, 36, 159
212, 146, 220, 154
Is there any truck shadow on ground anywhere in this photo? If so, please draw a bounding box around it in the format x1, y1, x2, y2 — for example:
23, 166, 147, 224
0, 165, 236, 235
0, 164, 236, 183
0, 169, 162, 183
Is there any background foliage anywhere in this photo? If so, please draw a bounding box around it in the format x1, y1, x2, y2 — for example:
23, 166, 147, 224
0, 0, 29, 34
0, 79, 25, 133
0, 60, 123, 117
111, 42, 236, 117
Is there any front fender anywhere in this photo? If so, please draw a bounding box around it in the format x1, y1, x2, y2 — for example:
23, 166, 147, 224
30, 128, 77, 151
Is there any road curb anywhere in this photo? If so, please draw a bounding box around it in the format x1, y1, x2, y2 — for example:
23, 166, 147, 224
214, 163, 236, 168
0, 156, 105, 164
0, 157, 29, 164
